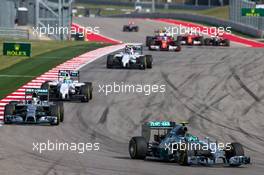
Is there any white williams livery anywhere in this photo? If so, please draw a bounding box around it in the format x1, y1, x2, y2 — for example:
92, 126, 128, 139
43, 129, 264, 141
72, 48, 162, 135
107, 43, 153, 69
41, 70, 93, 102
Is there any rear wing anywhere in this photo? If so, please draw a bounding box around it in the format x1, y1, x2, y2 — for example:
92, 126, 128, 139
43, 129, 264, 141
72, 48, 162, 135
58, 70, 79, 81
125, 44, 143, 54
25, 88, 49, 101
141, 121, 176, 141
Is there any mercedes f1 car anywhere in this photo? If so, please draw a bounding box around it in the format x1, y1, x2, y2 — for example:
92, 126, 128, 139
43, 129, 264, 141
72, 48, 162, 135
177, 32, 204, 46
204, 34, 230, 47
129, 121, 250, 167
123, 22, 139, 32
41, 70, 92, 102
107, 44, 152, 69
3, 88, 63, 125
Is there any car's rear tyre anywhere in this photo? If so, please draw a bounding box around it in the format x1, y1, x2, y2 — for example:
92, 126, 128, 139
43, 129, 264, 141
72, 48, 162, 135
204, 38, 211, 46
138, 56, 147, 69
146, 55, 152, 69
85, 82, 93, 100
123, 26, 128, 32
199, 36, 204, 45
134, 26, 139, 32
9, 101, 19, 105
107, 55, 114, 68
80, 84, 91, 102
146, 36, 153, 47
50, 105, 60, 126
129, 137, 147, 159
4, 104, 15, 124
177, 36, 183, 45
224, 39, 230, 47
57, 101, 64, 122
175, 44, 181, 52
41, 81, 51, 90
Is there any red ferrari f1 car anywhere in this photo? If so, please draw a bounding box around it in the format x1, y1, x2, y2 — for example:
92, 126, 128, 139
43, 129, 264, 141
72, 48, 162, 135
177, 32, 204, 46
146, 31, 181, 52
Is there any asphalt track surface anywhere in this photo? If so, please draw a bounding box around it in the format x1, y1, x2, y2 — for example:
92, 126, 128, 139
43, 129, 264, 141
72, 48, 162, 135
0, 18, 264, 175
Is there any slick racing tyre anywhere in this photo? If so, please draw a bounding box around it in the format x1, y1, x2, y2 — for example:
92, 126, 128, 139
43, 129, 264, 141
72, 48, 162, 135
80, 84, 91, 102
178, 148, 189, 166
146, 55, 153, 69
225, 142, 244, 164
204, 38, 211, 46
4, 104, 15, 124
146, 36, 154, 47
199, 36, 204, 46
224, 39, 230, 47
139, 56, 147, 70
57, 101, 64, 122
50, 105, 60, 126
177, 36, 183, 45
107, 55, 114, 68
41, 81, 51, 90
175, 45, 181, 52
85, 82, 93, 100
123, 26, 128, 32
129, 137, 147, 159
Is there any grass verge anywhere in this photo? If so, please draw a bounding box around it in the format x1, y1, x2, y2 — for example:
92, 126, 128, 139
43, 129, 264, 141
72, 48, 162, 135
0, 41, 106, 99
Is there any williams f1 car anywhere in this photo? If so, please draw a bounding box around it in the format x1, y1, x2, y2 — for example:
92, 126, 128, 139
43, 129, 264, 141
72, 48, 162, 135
3, 88, 63, 125
107, 44, 152, 69
123, 21, 139, 32
129, 121, 250, 167
41, 70, 92, 102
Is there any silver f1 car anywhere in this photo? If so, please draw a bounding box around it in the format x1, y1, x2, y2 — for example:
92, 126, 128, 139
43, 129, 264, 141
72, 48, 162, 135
129, 121, 250, 167
41, 70, 92, 102
107, 44, 152, 69
4, 88, 63, 125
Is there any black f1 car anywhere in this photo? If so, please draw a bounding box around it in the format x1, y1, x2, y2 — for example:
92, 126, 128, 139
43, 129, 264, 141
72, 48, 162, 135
107, 44, 152, 69
4, 88, 63, 125
123, 22, 139, 32
129, 121, 250, 167
204, 35, 230, 47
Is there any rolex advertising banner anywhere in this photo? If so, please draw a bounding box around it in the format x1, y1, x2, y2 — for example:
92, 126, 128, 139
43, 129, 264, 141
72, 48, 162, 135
241, 8, 264, 17
3, 42, 31, 57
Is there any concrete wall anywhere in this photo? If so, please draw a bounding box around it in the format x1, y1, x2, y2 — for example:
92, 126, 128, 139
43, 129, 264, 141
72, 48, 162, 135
109, 13, 264, 37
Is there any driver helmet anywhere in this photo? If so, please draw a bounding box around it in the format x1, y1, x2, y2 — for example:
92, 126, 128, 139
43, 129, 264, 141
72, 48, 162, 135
125, 46, 134, 54
32, 92, 39, 105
